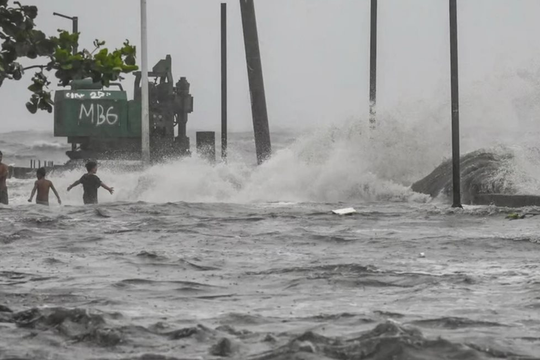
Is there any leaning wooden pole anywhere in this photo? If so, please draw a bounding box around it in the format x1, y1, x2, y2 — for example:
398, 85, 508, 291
369, 0, 378, 129
239, 0, 271, 165
449, 0, 461, 208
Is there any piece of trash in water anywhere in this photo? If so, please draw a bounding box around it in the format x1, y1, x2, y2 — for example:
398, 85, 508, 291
419, 252, 426, 258
95, 208, 111, 218
506, 213, 525, 220
332, 208, 357, 216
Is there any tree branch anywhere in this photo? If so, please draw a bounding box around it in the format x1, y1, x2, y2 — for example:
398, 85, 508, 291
22, 64, 46, 71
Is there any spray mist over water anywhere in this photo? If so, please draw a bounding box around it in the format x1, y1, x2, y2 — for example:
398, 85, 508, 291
28, 117, 442, 205
209, 67, 540, 203
6, 117, 435, 205
5, 68, 540, 205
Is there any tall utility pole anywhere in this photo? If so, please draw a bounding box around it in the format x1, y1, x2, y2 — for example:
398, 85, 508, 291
221, 3, 228, 161
369, 0, 378, 129
140, 0, 151, 163
53, 11, 78, 153
239, 0, 271, 165
449, 0, 461, 208
53, 12, 79, 54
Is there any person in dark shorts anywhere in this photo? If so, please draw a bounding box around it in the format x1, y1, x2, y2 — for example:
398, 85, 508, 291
0, 151, 9, 205
28, 167, 61, 206
67, 161, 114, 204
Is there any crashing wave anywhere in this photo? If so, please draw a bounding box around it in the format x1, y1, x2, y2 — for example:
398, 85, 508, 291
412, 149, 514, 202
412, 147, 540, 206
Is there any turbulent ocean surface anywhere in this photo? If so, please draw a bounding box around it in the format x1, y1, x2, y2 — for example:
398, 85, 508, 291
1, 124, 540, 359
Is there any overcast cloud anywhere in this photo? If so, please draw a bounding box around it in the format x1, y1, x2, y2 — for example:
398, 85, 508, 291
1, 0, 540, 134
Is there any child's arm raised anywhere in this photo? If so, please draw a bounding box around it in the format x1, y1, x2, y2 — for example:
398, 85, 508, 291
101, 183, 114, 195
67, 180, 81, 192
28, 181, 37, 203
50, 182, 62, 205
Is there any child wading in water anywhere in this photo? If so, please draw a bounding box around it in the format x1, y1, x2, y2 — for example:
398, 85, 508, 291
28, 167, 61, 206
67, 161, 114, 204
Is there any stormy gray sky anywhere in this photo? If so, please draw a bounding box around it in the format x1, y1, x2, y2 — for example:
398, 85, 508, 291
1, 0, 540, 133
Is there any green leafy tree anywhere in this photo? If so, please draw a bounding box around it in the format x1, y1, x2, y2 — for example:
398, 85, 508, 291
0, 0, 138, 113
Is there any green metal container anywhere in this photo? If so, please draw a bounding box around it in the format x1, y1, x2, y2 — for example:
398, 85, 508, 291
54, 82, 141, 138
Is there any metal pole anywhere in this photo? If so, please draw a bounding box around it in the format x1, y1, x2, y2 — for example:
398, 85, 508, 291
221, 3, 228, 161
140, 0, 151, 163
449, 0, 461, 208
239, 0, 272, 165
369, 0, 377, 129
53, 12, 78, 54
73, 16, 79, 54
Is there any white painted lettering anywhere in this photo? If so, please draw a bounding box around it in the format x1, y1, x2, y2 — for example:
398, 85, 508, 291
90, 91, 107, 99
78, 103, 119, 127
66, 92, 85, 99
96, 104, 106, 126
79, 104, 94, 124
106, 106, 119, 125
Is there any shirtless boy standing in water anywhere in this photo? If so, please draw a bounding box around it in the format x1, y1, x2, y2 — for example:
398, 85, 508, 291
0, 151, 9, 205
28, 168, 62, 206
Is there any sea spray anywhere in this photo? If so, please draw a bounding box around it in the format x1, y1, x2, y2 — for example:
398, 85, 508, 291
5, 65, 540, 205
4, 118, 540, 205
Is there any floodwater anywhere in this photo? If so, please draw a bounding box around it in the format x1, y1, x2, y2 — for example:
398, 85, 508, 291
1, 202, 540, 359
1, 127, 540, 359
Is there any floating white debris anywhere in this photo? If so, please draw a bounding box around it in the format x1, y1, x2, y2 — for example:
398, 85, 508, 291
332, 208, 357, 216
